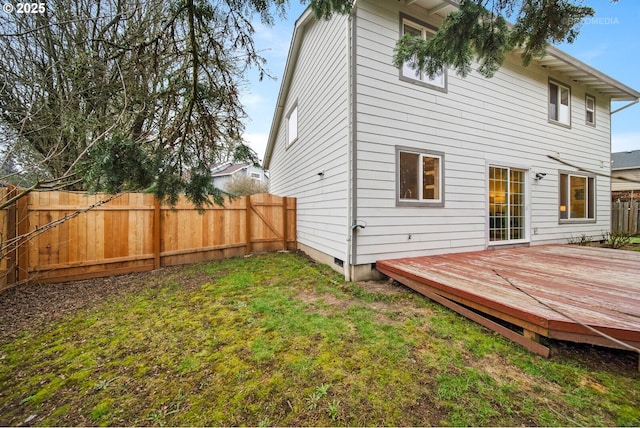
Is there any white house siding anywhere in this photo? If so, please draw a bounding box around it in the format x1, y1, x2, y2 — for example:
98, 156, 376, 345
612, 170, 640, 192
245, 165, 268, 185
352, 0, 612, 265
268, 13, 351, 264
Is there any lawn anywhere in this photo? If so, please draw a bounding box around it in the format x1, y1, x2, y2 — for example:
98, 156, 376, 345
1, 252, 639, 426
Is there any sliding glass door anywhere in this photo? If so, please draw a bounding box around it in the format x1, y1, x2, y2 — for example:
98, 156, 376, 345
489, 167, 525, 242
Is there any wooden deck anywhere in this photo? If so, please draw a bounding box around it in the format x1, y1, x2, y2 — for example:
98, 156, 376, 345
376, 245, 640, 360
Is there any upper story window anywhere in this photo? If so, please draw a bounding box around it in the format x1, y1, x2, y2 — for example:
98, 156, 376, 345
400, 16, 446, 91
250, 172, 261, 182
287, 104, 298, 147
549, 80, 571, 126
559, 172, 595, 222
585, 94, 596, 126
396, 146, 445, 207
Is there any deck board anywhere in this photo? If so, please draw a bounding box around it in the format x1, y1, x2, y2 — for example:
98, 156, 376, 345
376, 245, 640, 354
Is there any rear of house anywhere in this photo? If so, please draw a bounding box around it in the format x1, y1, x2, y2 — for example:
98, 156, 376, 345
212, 162, 268, 193
265, 0, 640, 281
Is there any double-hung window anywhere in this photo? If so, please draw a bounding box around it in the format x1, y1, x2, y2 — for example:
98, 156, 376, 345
549, 80, 571, 126
400, 16, 445, 90
585, 94, 596, 126
559, 172, 595, 222
397, 146, 444, 206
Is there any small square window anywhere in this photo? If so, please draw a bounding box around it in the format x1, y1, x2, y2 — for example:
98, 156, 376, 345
585, 94, 595, 126
549, 80, 571, 126
396, 146, 445, 207
559, 172, 595, 222
287, 105, 298, 146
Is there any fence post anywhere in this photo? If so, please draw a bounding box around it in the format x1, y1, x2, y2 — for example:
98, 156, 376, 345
16, 191, 30, 285
153, 197, 161, 269
630, 200, 640, 235
5, 185, 17, 285
245, 195, 252, 254
282, 197, 288, 250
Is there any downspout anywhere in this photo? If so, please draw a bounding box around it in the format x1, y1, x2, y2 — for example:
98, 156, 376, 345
344, 7, 357, 281
608, 98, 638, 234
346, 4, 358, 281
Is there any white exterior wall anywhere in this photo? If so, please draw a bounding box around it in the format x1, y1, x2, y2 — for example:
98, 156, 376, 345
212, 175, 231, 192
212, 166, 268, 192
268, 13, 351, 264
352, 0, 612, 265
612, 170, 640, 192
245, 165, 269, 185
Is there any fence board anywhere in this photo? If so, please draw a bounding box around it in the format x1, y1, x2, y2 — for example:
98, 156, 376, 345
0, 187, 10, 291
0, 190, 296, 290
612, 200, 640, 235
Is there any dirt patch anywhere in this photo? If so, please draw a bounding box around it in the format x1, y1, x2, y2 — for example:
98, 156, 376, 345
473, 353, 562, 394
296, 289, 356, 311
0, 265, 204, 343
356, 279, 411, 296
549, 340, 640, 375
297, 279, 436, 327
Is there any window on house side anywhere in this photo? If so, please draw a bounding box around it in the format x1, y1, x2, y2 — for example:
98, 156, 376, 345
585, 95, 595, 126
287, 105, 298, 146
400, 18, 445, 89
559, 172, 595, 221
398, 148, 444, 206
549, 81, 571, 126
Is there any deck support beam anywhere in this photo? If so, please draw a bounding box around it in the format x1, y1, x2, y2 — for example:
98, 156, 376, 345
385, 270, 550, 357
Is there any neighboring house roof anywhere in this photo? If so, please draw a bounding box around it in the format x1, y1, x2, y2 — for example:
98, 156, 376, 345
612, 150, 640, 171
263, 2, 640, 169
211, 162, 252, 177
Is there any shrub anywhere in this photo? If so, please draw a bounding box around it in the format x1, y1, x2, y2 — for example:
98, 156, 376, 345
225, 175, 268, 196
602, 231, 631, 249
566, 234, 592, 246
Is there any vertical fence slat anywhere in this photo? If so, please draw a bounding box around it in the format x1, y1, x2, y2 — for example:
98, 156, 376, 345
282, 196, 288, 250
612, 199, 640, 235
153, 197, 161, 269
245, 195, 252, 254
16, 191, 30, 285
5, 185, 17, 286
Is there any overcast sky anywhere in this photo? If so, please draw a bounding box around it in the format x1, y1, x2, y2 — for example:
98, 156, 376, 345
240, 1, 640, 162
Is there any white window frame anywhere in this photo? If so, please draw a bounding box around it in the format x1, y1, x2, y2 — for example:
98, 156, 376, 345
286, 104, 298, 147
396, 146, 445, 207
548, 79, 571, 127
559, 171, 596, 223
585, 94, 596, 127
250, 172, 261, 182
399, 15, 446, 92
488, 165, 528, 245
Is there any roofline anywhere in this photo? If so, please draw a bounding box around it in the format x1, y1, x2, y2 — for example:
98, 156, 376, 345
211, 163, 252, 177
612, 166, 640, 172
263, 7, 315, 169
543, 45, 640, 101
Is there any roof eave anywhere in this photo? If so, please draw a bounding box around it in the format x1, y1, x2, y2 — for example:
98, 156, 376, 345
535, 45, 640, 101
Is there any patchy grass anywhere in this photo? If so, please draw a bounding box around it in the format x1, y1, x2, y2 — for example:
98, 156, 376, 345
0, 252, 639, 426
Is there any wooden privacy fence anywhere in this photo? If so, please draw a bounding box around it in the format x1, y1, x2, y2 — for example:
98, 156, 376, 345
612, 200, 640, 235
0, 188, 296, 292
